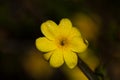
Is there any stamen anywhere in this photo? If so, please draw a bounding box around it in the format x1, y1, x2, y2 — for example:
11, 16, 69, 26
60, 40, 65, 46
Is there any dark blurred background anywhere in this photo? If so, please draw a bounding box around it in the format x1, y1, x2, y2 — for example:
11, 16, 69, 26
0, 0, 120, 80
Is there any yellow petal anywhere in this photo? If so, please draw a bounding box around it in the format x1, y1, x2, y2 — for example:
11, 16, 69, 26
36, 37, 56, 52
70, 37, 88, 53
50, 49, 64, 68
69, 27, 81, 38
58, 18, 72, 36
64, 50, 77, 69
41, 20, 58, 40
43, 51, 53, 60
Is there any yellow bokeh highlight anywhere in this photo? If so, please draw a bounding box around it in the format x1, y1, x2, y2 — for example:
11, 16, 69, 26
22, 48, 54, 79
72, 13, 101, 41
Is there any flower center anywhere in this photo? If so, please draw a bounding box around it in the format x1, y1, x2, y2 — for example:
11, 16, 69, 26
56, 37, 69, 48
60, 40, 66, 46
59, 37, 69, 48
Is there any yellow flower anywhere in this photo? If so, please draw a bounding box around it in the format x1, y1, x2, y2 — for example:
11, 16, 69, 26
36, 18, 88, 69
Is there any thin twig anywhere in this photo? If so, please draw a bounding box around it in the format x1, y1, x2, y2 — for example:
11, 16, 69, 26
77, 56, 99, 80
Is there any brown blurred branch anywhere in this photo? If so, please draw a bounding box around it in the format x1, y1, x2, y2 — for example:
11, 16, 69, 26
78, 56, 99, 80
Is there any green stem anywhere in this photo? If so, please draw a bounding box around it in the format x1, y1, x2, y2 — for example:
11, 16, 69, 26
77, 56, 99, 80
